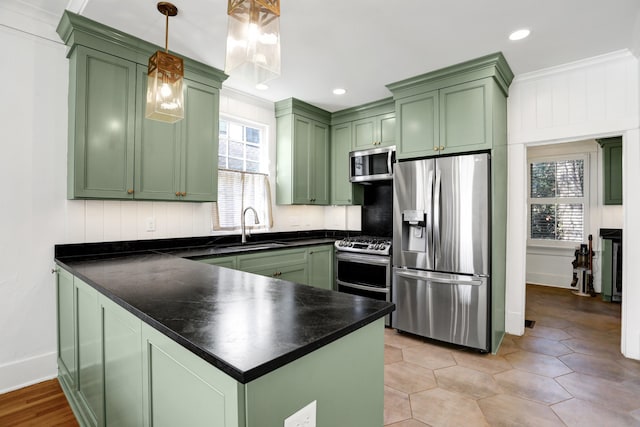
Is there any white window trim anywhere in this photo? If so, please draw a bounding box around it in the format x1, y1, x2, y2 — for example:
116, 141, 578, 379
527, 153, 590, 249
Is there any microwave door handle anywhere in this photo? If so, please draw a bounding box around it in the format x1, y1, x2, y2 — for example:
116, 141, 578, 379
387, 149, 393, 175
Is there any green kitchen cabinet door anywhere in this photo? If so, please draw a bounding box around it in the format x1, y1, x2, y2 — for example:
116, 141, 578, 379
276, 99, 331, 206
238, 248, 308, 283
68, 46, 136, 199
310, 120, 330, 205
308, 245, 334, 290
597, 137, 623, 205
396, 90, 439, 159
353, 113, 396, 149
100, 295, 143, 427
57, 268, 76, 391
134, 65, 181, 201
199, 255, 238, 269
439, 79, 492, 155
247, 262, 308, 283
331, 122, 363, 205
179, 79, 220, 202
75, 278, 103, 427
141, 323, 244, 427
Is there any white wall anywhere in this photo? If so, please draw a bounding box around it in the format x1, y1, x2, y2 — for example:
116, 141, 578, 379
0, 19, 359, 393
506, 50, 640, 360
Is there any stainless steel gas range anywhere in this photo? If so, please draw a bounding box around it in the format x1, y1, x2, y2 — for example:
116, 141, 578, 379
334, 236, 392, 326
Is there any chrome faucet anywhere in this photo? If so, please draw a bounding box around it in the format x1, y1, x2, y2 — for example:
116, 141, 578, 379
241, 206, 260, 244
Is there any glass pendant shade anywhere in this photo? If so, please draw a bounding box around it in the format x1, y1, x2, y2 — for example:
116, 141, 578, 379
226, 0, 281, 85
145, 2, 184, 123
146, 50, 184, 123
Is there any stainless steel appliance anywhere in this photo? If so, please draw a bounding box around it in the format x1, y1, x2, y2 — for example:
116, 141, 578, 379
335, 181, 394, 325
349, 146, 395, 183
392, 153, 491, 352
335, 237, 392, 326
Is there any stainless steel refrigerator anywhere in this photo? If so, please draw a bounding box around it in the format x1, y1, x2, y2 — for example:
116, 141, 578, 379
392, 153, 490, 352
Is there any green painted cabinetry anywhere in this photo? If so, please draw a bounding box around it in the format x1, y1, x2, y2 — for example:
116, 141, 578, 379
388, 53, 513, 160
388, 53, 513, 354
57, 265, 383, 427
58, 11, 226, 202
330, 122, 363, 205
308, 245, 335, 290
197, 244, 335, 290
67, 46, 137, 199
597, 137, 623, 205
275, 99, 330, 205
56, 268, 76, 394
352, 112, 396, 149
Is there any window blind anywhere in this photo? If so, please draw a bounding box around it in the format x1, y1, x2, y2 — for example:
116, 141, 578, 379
212, 169, 273, 231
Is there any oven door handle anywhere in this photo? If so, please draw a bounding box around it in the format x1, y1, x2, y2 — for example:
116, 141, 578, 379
337, 280, 390, 294
336, 252, 390, 266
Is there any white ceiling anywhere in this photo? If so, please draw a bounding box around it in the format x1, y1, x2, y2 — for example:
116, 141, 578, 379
10, 0, 640, 112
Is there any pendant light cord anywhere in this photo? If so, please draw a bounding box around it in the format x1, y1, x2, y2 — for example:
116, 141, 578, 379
164, 11, 169, 53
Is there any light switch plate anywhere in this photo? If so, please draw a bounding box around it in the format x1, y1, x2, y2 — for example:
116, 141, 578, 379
284, 400, 316, 427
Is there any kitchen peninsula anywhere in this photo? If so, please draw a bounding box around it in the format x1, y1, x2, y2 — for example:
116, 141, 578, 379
54, 237, 393, 427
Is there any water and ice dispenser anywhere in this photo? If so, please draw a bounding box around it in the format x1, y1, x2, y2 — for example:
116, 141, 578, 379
401, 210, 427, 252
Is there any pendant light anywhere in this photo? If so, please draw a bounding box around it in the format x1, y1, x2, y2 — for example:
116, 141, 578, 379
225, 0, 281, 85
145, 2, 184, 123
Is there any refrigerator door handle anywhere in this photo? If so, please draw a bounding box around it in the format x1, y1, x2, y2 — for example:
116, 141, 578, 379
394, 269, 484, 286
433, 168, 442, 260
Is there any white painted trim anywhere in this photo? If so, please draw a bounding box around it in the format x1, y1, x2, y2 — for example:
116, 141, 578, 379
0, 351, 57, 394
512, 50, 636, 83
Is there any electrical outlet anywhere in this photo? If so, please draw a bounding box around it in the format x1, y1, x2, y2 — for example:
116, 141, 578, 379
284, 400, 316, 427
145, 217, 156, 232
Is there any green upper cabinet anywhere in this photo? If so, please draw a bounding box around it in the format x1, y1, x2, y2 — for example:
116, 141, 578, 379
275, 98, 330, 205
352, 112, 396, 149
330, 122, 363, 205
597, 136, 623, 205
58, 11, 226, 202
68, 46, 137, 199
387, 53, 513, 159
396, 90, 439, 158
439, 79, 492, 154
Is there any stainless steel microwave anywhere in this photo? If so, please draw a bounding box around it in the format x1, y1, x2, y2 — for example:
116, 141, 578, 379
349, 146, 395, 183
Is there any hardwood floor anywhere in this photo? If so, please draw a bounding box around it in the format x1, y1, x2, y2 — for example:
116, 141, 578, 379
0, 379, 77, 426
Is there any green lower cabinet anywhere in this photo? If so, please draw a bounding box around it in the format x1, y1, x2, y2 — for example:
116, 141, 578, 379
75, 280, 103, 427
100, 295, 144, 427
57, 267, 383, 427
141, 324, 244, 427
200, 255, 238, 269
200, 245, 334, 288
245, 318, 384, 427
57, 268, 76, 392
308, 245, 334, 290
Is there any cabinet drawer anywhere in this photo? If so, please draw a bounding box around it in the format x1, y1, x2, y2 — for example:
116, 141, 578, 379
237, 248, 308, 271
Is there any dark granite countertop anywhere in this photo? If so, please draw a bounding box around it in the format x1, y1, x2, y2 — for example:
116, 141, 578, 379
55, 233, 393, 384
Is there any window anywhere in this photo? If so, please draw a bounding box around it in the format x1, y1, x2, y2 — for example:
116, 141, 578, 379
213, 117, 273, 231
528, 157, 585, 243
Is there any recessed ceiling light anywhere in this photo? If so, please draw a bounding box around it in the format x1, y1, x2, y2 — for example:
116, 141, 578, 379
509, 29, 530, 41
255, 83, 269, 90
333, 88, 347, 95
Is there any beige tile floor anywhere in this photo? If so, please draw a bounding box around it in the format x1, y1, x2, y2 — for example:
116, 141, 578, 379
383, 284, 640, 426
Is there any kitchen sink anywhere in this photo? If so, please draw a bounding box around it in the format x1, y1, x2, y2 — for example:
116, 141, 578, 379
219, 242, 288, 253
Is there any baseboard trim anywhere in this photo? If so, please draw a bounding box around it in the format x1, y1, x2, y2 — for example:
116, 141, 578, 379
0, 351, 57, 394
